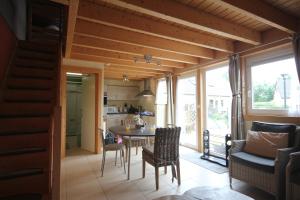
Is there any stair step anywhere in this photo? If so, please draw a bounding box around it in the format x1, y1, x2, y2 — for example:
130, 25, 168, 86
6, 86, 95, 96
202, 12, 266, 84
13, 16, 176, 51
0, 149, 48, 171
0, 194, 42, 200
0, 117, 50, 135
15, 59, 55, 70
7, 78, 54, 90
3, 89, 53, 102
0, 173, 48, 197
16, 49, 55, 61
10, 66, 54, 79
32, 25, 60, 35
31, 32, 60, 42
0, 169, 43, 180
18, 40, 57, 53
0, 103, 52, 117
0, 147, 46, 156
0, 132, 48, 150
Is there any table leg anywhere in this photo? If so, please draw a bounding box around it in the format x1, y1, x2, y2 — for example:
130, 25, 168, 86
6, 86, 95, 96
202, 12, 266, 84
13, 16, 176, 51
127, 137, 131, 180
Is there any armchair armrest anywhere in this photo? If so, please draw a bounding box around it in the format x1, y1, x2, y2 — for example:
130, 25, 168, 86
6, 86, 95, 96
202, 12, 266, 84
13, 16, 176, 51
288, 151, 300, 172
274, 147, 298, 200
275, 147, 299, 166
230, 140, 246, 155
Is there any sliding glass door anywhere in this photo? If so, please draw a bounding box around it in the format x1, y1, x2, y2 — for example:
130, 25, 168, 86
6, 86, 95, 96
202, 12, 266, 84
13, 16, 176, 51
204, 66, 231, 157
176, 74, 197, 148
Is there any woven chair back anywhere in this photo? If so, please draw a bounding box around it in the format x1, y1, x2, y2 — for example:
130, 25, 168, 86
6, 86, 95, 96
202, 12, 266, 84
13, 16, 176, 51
154, 127, 181, 164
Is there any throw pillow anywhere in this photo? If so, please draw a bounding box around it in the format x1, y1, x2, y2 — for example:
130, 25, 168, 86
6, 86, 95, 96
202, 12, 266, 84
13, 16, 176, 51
243, 130, 289, 158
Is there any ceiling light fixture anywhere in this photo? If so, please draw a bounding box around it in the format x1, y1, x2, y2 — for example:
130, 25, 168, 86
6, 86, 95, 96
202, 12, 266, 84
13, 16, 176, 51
134, 54, 161, 66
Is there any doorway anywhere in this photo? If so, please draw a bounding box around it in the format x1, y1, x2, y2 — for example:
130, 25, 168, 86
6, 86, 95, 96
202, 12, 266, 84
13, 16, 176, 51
176, 74, 197, 149
66, 75, 82, 149
65, 73, 96, 153
204, 66, 231, 157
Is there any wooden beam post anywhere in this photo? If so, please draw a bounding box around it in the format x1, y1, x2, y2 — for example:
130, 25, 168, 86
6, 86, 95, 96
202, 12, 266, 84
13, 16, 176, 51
65, 0, 79, 57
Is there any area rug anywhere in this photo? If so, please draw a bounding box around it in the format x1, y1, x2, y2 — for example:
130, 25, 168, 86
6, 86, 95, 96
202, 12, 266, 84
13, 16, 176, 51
154, 186, 254, 200
180, 147, 228, 174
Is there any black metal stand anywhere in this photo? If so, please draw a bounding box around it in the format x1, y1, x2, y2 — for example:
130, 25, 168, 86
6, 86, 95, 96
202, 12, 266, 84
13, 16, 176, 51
200, 130, 231, 167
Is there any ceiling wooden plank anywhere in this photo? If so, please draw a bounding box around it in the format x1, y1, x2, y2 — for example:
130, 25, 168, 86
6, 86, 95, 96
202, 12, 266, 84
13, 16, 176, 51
65, 0, 79, 57
104, 75, 143, 81
100, 0, 261, 45
72, 45, 186, 68
106, 66, 163, 75
73, 34, 199, 64
215, 0, 297, 34
78, 1, 233, 52
71, 53, 174, 72
104, 70, 152, 78
104, 70, 154, 77
75, 19, 214, 59
105, 68, 161, 76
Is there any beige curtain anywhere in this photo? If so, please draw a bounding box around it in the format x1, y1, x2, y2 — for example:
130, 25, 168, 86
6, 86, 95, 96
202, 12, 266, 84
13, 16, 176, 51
166, 74, 175, 126
229, 55, 244, 140
293, 33, 300, 83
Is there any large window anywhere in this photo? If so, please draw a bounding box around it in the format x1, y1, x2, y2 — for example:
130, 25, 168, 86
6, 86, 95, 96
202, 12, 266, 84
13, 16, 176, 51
247, 54, 300, 117
176, 75, 197, 148
156, 79, 167, 127
205, 66, 231, 157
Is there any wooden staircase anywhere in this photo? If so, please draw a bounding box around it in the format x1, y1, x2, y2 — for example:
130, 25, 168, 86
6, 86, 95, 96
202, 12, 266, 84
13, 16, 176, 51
0, 39, 60, 200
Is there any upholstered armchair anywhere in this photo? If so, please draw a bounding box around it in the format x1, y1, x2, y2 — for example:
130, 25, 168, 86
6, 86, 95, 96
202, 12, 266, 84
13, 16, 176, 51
286, 150, 300, 200
229, 121, 300, 200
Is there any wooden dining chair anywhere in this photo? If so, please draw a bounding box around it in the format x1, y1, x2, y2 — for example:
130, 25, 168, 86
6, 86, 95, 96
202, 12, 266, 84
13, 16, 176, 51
123, 136, 148, 161
142, 127, 181, 190
99, 129, 126, 176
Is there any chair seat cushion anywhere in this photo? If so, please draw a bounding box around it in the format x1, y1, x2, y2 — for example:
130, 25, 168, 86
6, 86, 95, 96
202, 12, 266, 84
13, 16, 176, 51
123, 137, 148, 146
105, 143, 124, 151
291, 172, 300, 185
251, 121, 296, 147
231, 152, 275, 173
243, 130, 288, 158
143, 145, 154, 155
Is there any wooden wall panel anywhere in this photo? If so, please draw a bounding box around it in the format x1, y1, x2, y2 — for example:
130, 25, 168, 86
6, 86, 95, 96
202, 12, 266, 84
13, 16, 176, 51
0, 16, 16, 83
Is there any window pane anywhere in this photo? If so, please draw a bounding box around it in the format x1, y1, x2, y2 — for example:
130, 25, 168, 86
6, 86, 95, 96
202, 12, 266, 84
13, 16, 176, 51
156, 104, 166, 128
205, 66, 231, 157
250, 57, 300, 115
156, 79, 167, 127
156, 79, 167, 104
176, 75, 197, 148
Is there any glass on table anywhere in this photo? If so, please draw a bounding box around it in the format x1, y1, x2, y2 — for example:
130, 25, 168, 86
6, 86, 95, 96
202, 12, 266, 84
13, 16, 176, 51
125, 119, 131, 131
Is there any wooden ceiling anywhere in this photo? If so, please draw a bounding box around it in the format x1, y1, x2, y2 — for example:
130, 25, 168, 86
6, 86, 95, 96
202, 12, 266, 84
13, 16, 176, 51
57, 0, 300, 80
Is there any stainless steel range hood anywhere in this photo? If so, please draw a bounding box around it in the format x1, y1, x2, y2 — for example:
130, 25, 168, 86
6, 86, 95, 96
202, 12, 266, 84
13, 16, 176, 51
136, 79, 155, 97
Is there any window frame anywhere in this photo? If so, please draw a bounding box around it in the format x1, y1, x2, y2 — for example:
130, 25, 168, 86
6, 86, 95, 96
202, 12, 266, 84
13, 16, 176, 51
245, 47, 297, 117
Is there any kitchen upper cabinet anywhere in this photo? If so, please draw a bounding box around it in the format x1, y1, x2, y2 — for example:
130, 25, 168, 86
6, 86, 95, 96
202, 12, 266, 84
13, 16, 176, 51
107, 85, 139, 100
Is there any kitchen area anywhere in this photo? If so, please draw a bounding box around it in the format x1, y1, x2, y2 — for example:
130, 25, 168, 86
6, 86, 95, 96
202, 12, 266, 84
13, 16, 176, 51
103, 78, 156, 131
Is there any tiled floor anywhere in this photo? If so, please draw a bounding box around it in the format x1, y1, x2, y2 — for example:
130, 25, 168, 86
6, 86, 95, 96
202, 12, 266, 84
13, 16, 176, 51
60, 147, 275, 200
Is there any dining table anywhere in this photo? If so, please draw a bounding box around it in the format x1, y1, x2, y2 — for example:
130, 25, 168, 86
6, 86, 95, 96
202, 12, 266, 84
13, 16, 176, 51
109, 125, 156, 180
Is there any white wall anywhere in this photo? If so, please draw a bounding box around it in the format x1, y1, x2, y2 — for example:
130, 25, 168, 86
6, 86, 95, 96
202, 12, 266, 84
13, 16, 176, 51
81, 75, 95, 152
